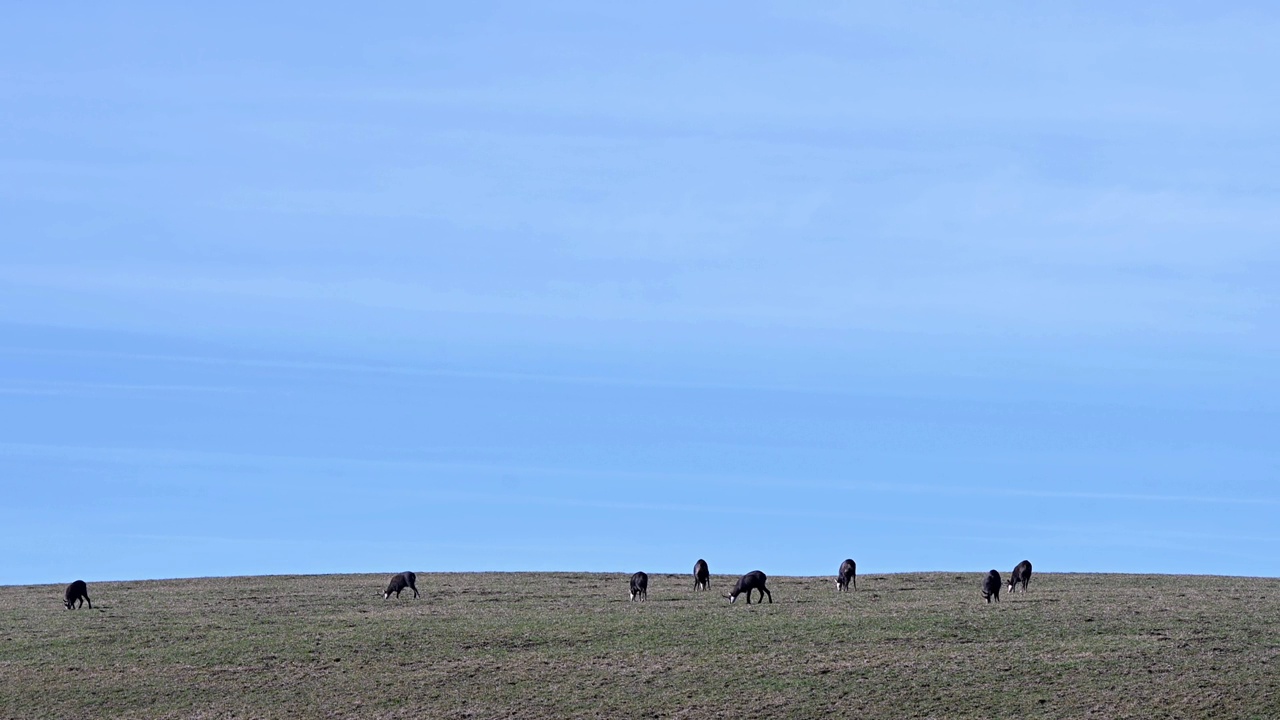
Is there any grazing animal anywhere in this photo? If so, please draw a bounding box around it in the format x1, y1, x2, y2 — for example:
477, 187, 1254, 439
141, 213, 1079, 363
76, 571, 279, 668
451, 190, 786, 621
725, 570, 772, 604
1007, 560, 1033, 594
383, 571, 419, 600
64, 580, 91, 610
981, 569, 1002, 603
693, 559, 710, 592
836, 558, 857, 592
629, 571, 649, 601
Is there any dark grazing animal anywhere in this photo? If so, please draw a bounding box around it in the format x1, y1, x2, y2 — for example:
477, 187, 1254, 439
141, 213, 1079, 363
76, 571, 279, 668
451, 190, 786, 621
981, 569, 1002, 603
836, 558, 857, 592
693, 559, 710, 592
629, 571, 649, 601
725, 570, 772, 604
1007, 560, 1032, 593
383, 571, 419, 600
64, 580, 91, 610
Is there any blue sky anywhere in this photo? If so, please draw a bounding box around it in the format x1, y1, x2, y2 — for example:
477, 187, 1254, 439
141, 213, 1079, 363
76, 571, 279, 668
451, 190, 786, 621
2, 3, 1278, 584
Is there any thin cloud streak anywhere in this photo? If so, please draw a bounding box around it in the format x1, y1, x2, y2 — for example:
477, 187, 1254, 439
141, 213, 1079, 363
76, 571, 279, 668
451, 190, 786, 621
0, 345, 816, 394
427, 488, 885, 525
7, 343, 1271, 415
3, 255, 1269, 339
4, 442, 1275, 508
0, 381, 250, 396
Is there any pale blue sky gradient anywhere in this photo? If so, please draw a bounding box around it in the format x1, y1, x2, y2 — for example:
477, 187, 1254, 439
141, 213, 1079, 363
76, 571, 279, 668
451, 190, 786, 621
2, 3, 1278, 584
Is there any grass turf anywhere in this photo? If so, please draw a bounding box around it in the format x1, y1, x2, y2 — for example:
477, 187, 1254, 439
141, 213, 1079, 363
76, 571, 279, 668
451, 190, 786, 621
2, 572, 1277, 718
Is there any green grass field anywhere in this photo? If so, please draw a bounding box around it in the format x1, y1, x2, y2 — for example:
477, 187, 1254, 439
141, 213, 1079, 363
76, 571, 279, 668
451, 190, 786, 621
2, 572, 1277, 719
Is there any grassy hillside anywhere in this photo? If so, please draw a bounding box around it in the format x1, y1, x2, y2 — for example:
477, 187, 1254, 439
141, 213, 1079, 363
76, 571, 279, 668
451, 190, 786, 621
1, 572, 1277, 719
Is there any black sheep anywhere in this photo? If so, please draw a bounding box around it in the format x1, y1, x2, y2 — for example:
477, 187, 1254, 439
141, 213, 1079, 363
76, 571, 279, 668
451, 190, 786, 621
383, 571, 419, 599
836, 558, 857, 592
693, 559, 710, 592
64, 580, 91, 610
1007, 560, 1033, 593
629, 571, 648, 601
981, 569, 1002, 603
725, 570, 772, 604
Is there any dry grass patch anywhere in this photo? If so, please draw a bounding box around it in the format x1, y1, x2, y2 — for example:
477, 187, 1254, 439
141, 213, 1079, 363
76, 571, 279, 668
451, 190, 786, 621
1, 572, 1277, 718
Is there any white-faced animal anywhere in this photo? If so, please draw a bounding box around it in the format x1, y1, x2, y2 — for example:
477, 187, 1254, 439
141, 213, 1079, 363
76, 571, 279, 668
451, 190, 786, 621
629, 571, 649, 601
981, 569, 1002, 603
383, 571, 419, 600
836, 558, 857, 592
693, 559, 710, 592
1007, 560, 1032, 594
725, 570, 772, 604
63, 580, 91, 610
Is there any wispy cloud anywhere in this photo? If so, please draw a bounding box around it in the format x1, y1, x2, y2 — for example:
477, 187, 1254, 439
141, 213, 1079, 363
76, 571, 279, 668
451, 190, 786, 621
3, 441, 1275, 508
0, 345, 828, 394
0, 381, 250, 396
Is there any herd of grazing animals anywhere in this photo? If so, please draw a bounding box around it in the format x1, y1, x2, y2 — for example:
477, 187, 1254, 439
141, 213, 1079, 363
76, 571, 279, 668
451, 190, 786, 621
980, 560, 1034, 603
60, 558, 1035, 609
